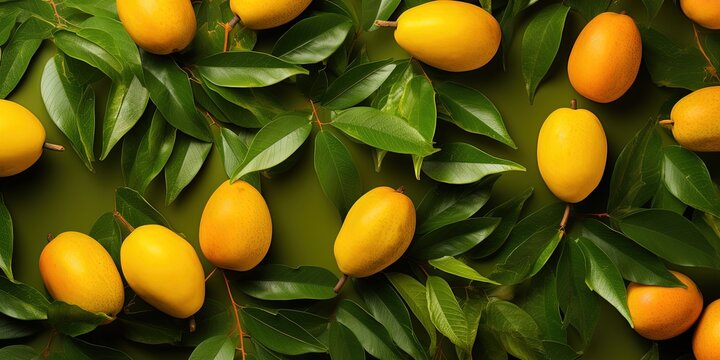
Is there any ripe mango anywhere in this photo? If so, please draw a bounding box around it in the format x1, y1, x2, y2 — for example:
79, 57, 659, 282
665, 86, 720, 152
0, 100, 47, 177
230, 0, 312, 30
199, 180, 272, 271
120, 225, 205, 318
567, 12, 641, 103
537, 102, 607, 203
694, 299, 720, 360
334, 187, 415, 278
681, 0, 720, 30
39, 232, 124, 317
392, 1, 501, 72
117, 0, 196, 55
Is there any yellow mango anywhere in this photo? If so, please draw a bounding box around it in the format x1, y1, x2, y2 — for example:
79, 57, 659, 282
230, 0, 312, 30
199, 180, 272, 271
0, 100, 46, 177
537, 102, 607, 203
681, 0, 720, 30
334, 187, 415, 278
117, 0, 196, 55
391, 1, 501, 72
120, 225, 205, 318
39, 232, 124, 317
664, 86, 720, 152
567, 12, 641, 103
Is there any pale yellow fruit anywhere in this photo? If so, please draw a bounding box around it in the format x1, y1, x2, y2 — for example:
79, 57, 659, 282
666, 86, 720, 152
334, 187, 415, 278
393, 1, 501, 72
0, 100, 46, 177
39, 232, 124, 317
230, 0, 312, 30
537, 104, 607, 203
694, 299, 720, 360
200, 180, 272, 271
681, 0, 720, 30
117, 0, 196, 55
120, 225, 205, 318
567, 12, 642, 103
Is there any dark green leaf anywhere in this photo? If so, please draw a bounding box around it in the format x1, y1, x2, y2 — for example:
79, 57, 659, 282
651, 184, 687, 215
482, 300, 546, 360
362, 0, 401, 31
662, 145, 720, 218
0, 277, 48, 320
385, 273, 437, 355
76, 16, 143, 79
0, 313, 40, 340
47, 301, 111, 337
272, 13, 353, 64
697, 28, 720, 75
100, 76, 149, 160
314, 130, 362, 216
0, 345, 39, 360
0, 20, 41, 99
164, 134, 212, 204
336, 300, 403, 360
474, 327, 508, 360
119, 311, 183, 345
426, 276, 470, 350
0, 195, 13, 280
457, 297, 485, 360
471, 188, 534, 259
556, 241, 599, 349
642, 0, 664, 21
115, 187, 171, 228
203, 81, 281, 126
422, 143, 524, 184
125, 110, 177, 194
276, 310, 329, 340
241, 307, 327, 355
197, 51, 308, 88
329, 322, 365, 360
89, 212, 122, 269
48, 334, 132, 360
189, 335, 237, 360
54, 30, 123, 79
564, 0, 610, 21
217, 128, 262, 188
411, 217, 500, 259
237, 264, 338, 300
641, 343, 660, 360
182, 299, 233, 346
322, 60, 396, 109
517, 270, 566, 345
371, 60, 413, 114
428, 256, 498, 284
0, 10, 19, 46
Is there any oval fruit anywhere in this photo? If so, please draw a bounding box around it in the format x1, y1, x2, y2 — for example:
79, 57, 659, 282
537, 102, 607, 203
121, 225, 205, 318
39, 232, 124, 317
665, 86, 720, 152
567, 12, 642, 103
627, 271, 703, 340
334, 187, 415, 278
0, 100, 46, 177
694, 299, 720, 360
200, 180, 272, 271
681, 0, 720, 30
393, 1, 501, 72
117, 0, 196, 55
230, 0, 312, 30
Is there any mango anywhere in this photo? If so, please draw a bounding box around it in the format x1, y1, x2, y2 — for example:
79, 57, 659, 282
120, 225, 205, 318
334, 187, 415, 278
664, 86, 720, 152
39, 232, 124, 317
537, 102, 607, 203
567, 12, 642, 103
199, 180, 272, 271
0, 100, 47, 177
391, 1, 501, 72
230, 0, 312, 30
681, 0, 720, 30
117, 0, 196, 55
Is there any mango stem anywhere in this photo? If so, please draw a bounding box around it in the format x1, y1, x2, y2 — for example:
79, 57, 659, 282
560, 204, 571, 234
659, 119, 674, 126
334, 274, 348, 293
113, 210, 136, 233
47, 233, 54, 243
43, 142, 65, 151
570, 99, 577, 110
396, 186, 406, 194
374, 20, 398, 28
223, 15, 240, 52
188, 316, 196, 333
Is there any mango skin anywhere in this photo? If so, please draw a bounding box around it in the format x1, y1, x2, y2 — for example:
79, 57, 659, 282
199, 180, 272, 271
669, 86, 720, 152
537, 107, 607, 203
334, 187, 415, 278
120, 225, 205, 318
567, 12, 642, 103
230, 0, 312, 30
117, 0, 196, 55
39, 232, 124, 317
0, 100, 46, 177
681, 0, 720, 30
394, 1, 501, 72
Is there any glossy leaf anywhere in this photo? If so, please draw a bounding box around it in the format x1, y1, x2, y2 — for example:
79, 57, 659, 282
64, 0, 118, 18
273, 13, 353, 64
0, 277, 48, 320
314, 130, 363, 216
411, 217, 500, 259
0, 345, 39, 359
115, 187, 171, 228
0, 195, 12, 280
100, 76, 149, 160
124, 110, 177, 194
54, 30, 122, 79
471, 187, 534, 259
197, 51, 308, 88
483, 300, 546, 360
436, 82, 515, 148
48, 334, 132, 360
322, 60, 396, 109
642, 0, 664, 21
416, 176, 498, 234
556, 241, 599, 349
181, 299, 233, 347
458, 297, 485, 360
237, 264, 338, 300
47, 301, 111, 337
89, 212, 122, 268
217, 128, 261, 188
203, 81, 281, 126
428, 256, 498, 284
426, 276, 469, 350
0, 10, 18, 46
564, 0, 610, 21
385, 273, 437, 355
517, 269, 567, 346
371, 60, 414, 114
119, 311, 183, 345
241, 307, 327, 355
336, 300, 403, 359
164, 134, 212, 204
0, 20, 41, 99
422, 143, 524, 184
362, 0, 401, 31
0, 313, 40, 340
328, 322, 365, 360
663, 145, 720, 218
189, 335, 237, 360
651, 184, 687, 215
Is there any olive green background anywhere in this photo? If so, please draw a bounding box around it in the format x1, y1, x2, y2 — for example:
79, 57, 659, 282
1, 0, 718, 358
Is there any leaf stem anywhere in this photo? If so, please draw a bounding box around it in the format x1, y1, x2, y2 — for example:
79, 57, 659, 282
223, 270, 246, 360
374, 20, 398, 28
223, 15, 241, 53
333, 274, 348, 293
205, 267, 218, 282
309, 99, 325, 128
560, 204, 571, 235
113, 210, 136, 233
693, 23, 720, 82
43, 142, 65, 151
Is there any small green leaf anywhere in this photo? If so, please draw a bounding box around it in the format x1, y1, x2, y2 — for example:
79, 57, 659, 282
329, 322, 365, 360
189, 335, 237, 360
164, 134, 212, 204
322, 60, 396, 109
89, 212, 122, 269
642, 0, 664, 21
47, 301, 111, 337
336, 300, 404, 360
385, 273, 437, 355
362, 0, 401, 31
237, 264, 338, 300
115, 187, 171, 229
662, 145, 720, 218
241, 307, 327, 355
100, 76, 149, 160
197, 51, 308, 88
483, 300, 547, 360
124, 110, 177, 194
0, 277, 48, 320
556, 241, 599, 349
216, 128, 261, 188
471, 188, 534, 259
54, 30, 123, 79
0, 345, 39, 360
0, 313, 41, 340
428, 256, 499, 284
272, 13, 353, 64
314, 130, 363, 216
0, 20, 41, 99
411, 217, 500, 259
0, 195, 13, 280
422, 143, 524, 184
564, 0, 610, 21
426, 276, 470, 350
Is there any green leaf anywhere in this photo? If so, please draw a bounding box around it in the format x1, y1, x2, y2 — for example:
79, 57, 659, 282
322, 60, 396, 109
0, 345, 39, 360
641, 343, 659, 360
276, 310, 329, 340
642, 0, 664, 21
517, 270, 567, 345
164, 134, 212, 204
415, 176, 498, 234
564, 0, 610, 21
142, 53, 212, 141
428, 256, 499, 284
314, 130, 363, 216
76, 16, 143, 79
190, 0, 256, 60
426, 276, 470, 351
371, 60, 413, 113
331, 107, 436, 155
119, 311, 183, 345
471, 188, 534, 259
575, 237, 633, 326
54, 30, 123, 79
0, 10, 19, 46
336, 300, 404, 359
385, 273, 437, 355
124, 110, 177, 194
0, 313, 41, 340
233, 114, 312, 180
41, 55, 96, 171
0, 20, 41, 99
483, 300, 546, 360
356, 276, 428, 360
272, 13, 353, 64
436, 82, 515, 148
607, 119, 662, 214
89, 212, 122, 269
64, 0, 118, 18
241, 307, 327, 355
48, 334, 132, 360
422, 143, 524, 184
362, 0, 401, 31
556, 241, 599, 349
697, 28, 720, 75
181, 299, 233, 346
216, 128, 262, 188
237, 264, 338, 300
0, 195, 13, 280
458, 297, 485, 360
329, 322, 365, 360
100, 76, 149, 160
189, 335, 237, 360
203, 81, 281, 126
47, 301, 111, 337
115, 187, 171, 228
618, 209, 720, 268
662, 145, 720, 218
651, 184, 687, 215
197, 51, 308, 88
0, 277, 48, 320
521, 4, 570, 103
411, 217, 500, 259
